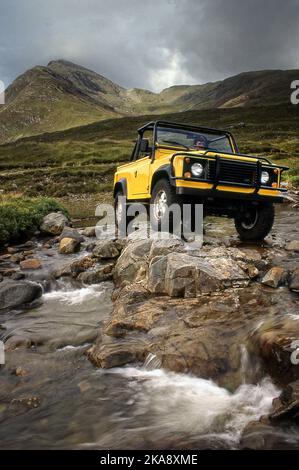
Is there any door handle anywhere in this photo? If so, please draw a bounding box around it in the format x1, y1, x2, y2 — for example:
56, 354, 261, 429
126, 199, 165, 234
134, 170, 138, 177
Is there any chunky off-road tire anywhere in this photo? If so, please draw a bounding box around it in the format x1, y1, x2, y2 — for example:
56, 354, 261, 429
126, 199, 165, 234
150, 178, 182, 233
114, 189, 134, 232
234, 203, 275, 241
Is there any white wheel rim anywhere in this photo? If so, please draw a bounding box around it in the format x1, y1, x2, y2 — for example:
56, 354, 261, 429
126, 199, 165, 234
241, 210, 258, 229
153, 190, 168, 221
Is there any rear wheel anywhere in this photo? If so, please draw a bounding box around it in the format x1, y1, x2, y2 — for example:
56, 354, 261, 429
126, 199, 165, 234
234, 203, 275, 241
114, 189, 134, 232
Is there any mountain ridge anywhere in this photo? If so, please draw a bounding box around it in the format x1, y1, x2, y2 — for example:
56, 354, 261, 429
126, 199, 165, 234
0, 60, 297, 143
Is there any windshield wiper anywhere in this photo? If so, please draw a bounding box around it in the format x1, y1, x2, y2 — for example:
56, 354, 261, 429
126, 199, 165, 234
162, 140, 190, 150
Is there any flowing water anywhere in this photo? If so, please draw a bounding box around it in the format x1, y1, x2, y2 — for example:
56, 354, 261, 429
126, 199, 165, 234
0, 203, 299, 449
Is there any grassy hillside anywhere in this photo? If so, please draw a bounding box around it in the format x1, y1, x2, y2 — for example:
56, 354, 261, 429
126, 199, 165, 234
1, 60, 298, 144
0, 105, 298, 205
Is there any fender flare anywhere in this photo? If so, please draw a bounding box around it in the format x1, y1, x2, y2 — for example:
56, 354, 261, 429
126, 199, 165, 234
150, 165, 174, 193
113, 178, 128, 198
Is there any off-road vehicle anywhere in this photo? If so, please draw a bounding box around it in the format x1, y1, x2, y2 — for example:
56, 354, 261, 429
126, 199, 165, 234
113, 121, 288, 240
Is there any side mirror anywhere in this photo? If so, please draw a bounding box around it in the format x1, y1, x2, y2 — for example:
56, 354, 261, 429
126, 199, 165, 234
139, 138, 151, 154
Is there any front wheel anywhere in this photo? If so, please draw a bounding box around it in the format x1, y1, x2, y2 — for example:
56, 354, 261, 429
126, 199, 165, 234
150, 178, 182, 233
234, 203, 275, 241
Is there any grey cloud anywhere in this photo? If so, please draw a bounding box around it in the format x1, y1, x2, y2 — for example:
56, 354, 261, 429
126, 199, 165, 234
0, 0, 298, 91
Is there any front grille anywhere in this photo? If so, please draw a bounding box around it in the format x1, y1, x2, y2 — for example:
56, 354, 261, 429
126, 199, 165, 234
208, 159, 258, 186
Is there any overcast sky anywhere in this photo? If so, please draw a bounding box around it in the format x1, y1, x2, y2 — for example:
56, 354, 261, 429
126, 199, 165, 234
0, 0, 299, 92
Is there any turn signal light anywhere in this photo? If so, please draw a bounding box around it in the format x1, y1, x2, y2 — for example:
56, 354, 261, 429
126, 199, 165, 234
185, 157, 191, 164
271, 182, 278, 188
184, 172, 192, 178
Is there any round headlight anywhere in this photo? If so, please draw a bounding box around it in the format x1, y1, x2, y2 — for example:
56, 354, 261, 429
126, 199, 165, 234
261, 171, 270, 184
191, 162, 204, 177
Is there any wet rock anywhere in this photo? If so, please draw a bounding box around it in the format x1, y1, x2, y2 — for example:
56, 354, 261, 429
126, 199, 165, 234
92, 240, 120, 259
89, 283, 275, 387
0, 254, 11, 260
0, 280, 42, 311
148, 252, 249, 297
82, 226, 96, 237
87, 338, 148, 369
207, 246, 262, 265
52, 262, 72, 279
286, 240, 299, 252
269, 380, 299, 422
53, 256, 96, 279
43, 242, 52, 249
10, 396, 41, 411
113, 239, 152, 286
20, 258, 42, 270
70, 256, 95, 276
5, 335, 32, 351
10, 253, 25, 263
250, 316, 299, 385
6, 247, 17, 254
77, 263, 114, 284
40, 211, 70, 235
6, 241, 36, 254
149, 238, 184, 259
147, 256, 168, 294
59, 227, 84, 243
11, 272, 26, 281
240, 419, 298, 450
245, 264, 260, 280
289, 268, 299, 292
59, 238, 80, 254
261, 266, 287, 288
0, 268, 16, 278
14, 366, 28, 377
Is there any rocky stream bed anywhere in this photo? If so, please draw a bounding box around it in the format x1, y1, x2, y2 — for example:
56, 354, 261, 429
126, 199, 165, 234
0, 200, 299, 449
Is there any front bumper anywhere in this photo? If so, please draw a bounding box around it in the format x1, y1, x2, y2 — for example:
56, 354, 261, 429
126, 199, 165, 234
175, 181, 286, 203
171, 151, 288, 203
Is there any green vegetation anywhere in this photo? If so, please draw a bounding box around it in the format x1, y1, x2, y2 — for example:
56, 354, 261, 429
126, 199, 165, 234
0, 196, 67, 245
0, 104, 297, 203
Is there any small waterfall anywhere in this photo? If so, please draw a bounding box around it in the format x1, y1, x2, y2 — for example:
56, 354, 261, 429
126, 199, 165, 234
143, 353, 162, 371
112, 366, 279, 447
240, 344, 262, 384
240, 345, 250, 384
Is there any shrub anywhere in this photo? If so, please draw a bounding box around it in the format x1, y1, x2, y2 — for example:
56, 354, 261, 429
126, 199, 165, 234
0, 196, 68, 246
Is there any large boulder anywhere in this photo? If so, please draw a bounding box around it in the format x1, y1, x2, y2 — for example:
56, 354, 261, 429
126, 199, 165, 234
40, 212, 69, 235
148, 252, 249, 297
0, 280, 42, 310
113, 239, 152, 286
88, 284, 281, 388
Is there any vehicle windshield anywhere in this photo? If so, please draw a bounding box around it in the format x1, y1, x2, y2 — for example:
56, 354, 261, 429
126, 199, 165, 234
157, 126, 233, 153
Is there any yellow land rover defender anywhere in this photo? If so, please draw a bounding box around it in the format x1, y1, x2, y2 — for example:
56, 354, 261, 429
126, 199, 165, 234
113, 121, 288, 240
